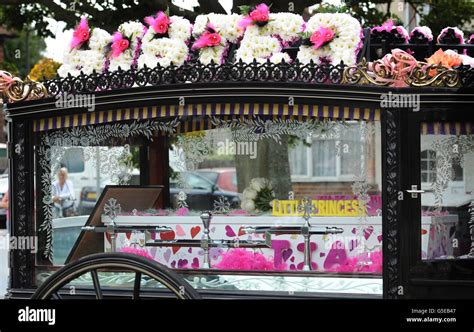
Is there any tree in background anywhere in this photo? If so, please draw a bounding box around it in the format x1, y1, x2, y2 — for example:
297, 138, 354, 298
0, 1, 471, 39
1, 29, 46, 77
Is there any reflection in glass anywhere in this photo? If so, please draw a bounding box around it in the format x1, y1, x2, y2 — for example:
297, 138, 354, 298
420, 125, 474, 260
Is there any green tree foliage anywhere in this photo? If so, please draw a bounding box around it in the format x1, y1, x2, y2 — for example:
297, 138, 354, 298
2, 29, 46, 77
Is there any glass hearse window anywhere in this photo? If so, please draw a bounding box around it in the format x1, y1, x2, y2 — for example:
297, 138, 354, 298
34, 117, 382, 295
35, 132, 142, 267
420, 124, 474, 260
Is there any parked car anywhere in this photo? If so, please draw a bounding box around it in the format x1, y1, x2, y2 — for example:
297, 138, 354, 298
77, 170, 140, 215
194, 168, 238, 192
170, 171, 240, 211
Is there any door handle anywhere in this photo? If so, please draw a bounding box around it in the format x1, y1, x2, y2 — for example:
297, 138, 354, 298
406, 185, 425, 198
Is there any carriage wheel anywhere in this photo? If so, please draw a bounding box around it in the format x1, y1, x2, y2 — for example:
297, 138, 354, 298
32, 253, 200, 299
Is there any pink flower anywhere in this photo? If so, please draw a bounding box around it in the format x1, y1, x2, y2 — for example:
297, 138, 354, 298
71, 17, 90, 50
192, 24, 222, 49
310, 27, 335, 49
120, 247, 154, 260
175, 207, 189, 216
144, 11, 170, 35
111, 32, 130, 58
215, 249, 274, 270
249, 3, 270, 23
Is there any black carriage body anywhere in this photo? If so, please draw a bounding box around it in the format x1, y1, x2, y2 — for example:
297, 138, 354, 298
4, 58, 474, 299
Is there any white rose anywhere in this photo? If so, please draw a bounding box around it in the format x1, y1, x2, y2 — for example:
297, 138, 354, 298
241, 199, 256, 212
243, 188, 258, 200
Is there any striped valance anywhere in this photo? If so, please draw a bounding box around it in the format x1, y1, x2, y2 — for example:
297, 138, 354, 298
421, 122, 473, 136
33, 103, 381, 132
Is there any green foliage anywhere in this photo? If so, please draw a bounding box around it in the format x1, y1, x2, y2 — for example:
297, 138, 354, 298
409, 0, 474, 35
311, 3, 350, 14
3, 29, 46, 78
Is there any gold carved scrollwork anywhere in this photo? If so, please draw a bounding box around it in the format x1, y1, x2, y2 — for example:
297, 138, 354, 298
343, 57, 461, 88
0, 70, 48, 104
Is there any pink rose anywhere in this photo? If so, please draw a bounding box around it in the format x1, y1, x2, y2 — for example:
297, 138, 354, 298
192, 24, 222, 49
71, 17, 90, 49
249, 3, 270, 23
111, 32, 130, 58
310, 27, 335, 49
144, 11, 170, 35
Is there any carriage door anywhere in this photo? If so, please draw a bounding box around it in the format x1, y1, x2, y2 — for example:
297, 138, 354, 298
403, 107, 474, 299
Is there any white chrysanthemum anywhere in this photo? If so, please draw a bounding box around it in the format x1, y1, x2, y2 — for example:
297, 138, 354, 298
235, 13, 303, 64
88, 28, 111, 52
193, 13, 244, 43
108, 21, 146, 71
59, 29, 110, 77
138, 16, 190, 68
297, 13, 362, 66
168, 16, 192, 41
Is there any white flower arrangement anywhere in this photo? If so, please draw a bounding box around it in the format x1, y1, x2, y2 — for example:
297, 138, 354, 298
409, 26, 433, 43
437, 27, 464, 44
192, 13, 243, 65
108, 21, 146, 72
138, 15, 192, 68
240, 178, 275, 213
235, 13, 304, 64
58, 27, 111, 77
297, 13, 362, 66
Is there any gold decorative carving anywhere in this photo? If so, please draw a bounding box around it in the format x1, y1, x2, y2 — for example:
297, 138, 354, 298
0, 70, 48, 104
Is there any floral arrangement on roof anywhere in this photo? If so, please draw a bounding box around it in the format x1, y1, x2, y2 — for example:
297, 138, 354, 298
192, 13, 243, 64
297, 13, 362, 66
137, 10, 191, 68
409, 26, 433, 44
427, 48, 474, 69
57, 17, 111, 77
235, 3, 304, 63
240, 178, 275, 213
437, 27, 464, 44
107, 21, 146, 72
371, 19, 409, 44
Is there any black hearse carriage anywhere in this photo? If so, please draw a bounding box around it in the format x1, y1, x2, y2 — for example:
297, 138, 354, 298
2, 28, 474, 300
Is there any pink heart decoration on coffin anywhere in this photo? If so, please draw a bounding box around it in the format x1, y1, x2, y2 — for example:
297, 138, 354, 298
320, 252, 326, 257
190, 226, 201, 239
192, 257, 200, 268
282, 249, 293, 262
176, 224, 185, 236
377, 235, 383, 243
225, 225, 236, 237
149, 247, 157, 259
363, 225, 374, 240
290, 257, 295, 262
163, 249, 172, 263
296, 242, 317, 252
125, 232, 132, 240
351, 228, 357, 234
178, 259, 188, 269
297, 262, 318, 270
188, 247, 193, 254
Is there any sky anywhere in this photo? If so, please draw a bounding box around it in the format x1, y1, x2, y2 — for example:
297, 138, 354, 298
44, 0, 340, 62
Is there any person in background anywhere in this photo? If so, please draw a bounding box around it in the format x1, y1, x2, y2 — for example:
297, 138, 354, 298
0, 190, 8, 226
52, 167, 76, 218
